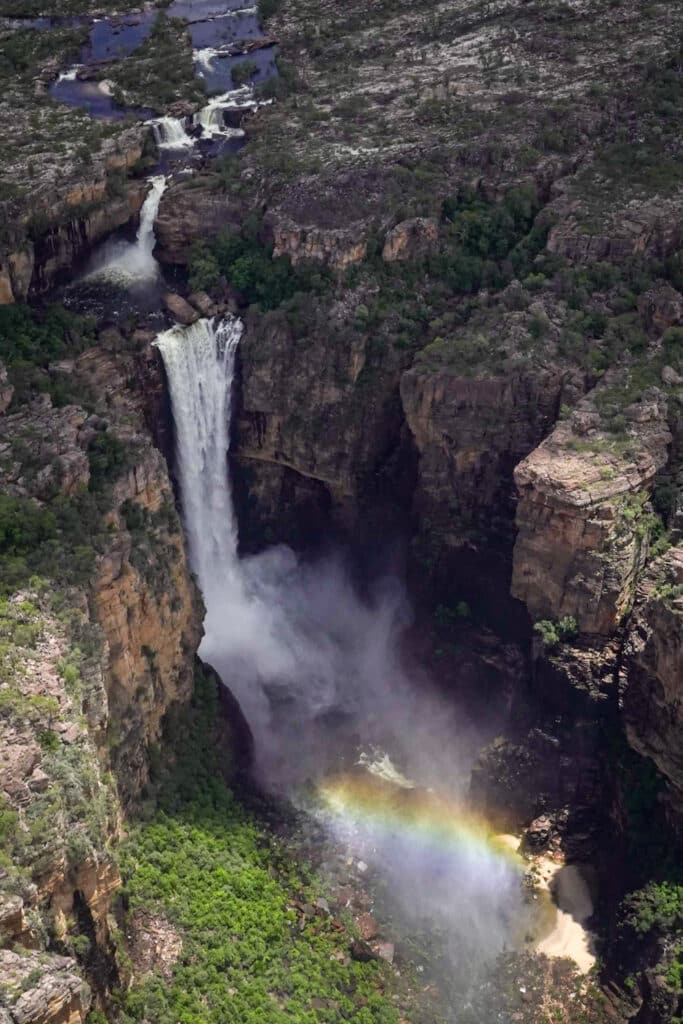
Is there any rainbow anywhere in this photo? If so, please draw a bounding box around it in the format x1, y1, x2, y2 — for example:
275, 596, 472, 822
317, 770, 523, 870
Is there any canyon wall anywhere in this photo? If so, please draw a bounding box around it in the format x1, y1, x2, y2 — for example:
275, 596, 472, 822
0, 337, 202, 1019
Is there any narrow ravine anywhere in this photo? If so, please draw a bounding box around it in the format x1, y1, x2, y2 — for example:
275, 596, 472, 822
153, 316, 570, 1009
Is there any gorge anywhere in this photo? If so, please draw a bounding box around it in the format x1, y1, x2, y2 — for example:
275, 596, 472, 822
1, 0, 682, 1022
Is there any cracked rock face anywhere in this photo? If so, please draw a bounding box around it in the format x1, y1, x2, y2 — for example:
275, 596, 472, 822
622, 547, 683, 832
511, 382, 672, 635
0, 950, 90, 1024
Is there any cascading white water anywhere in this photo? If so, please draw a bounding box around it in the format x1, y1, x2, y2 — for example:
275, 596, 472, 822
151, 116, 194, 149
194, 87, 252, 138
83, 175, 166, 284
155, 316, 242, 587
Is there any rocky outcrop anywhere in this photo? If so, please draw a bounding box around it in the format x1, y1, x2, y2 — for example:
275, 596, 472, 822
638, 282, 683, 334
622, 546, 683, 831
267, 213, 367, 270
154, 180, 244, 264
382, 217, 438, 262
1, 128, 147, 302
0, 951, 90, 1024
512, 383, 671, 634
0, 182, 146, 302
546, 190, 683, 266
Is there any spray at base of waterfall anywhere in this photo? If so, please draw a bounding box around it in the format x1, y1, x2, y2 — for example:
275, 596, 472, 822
81, 175, 167, 285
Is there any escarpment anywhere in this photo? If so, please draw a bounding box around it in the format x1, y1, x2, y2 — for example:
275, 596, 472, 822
512, 383, 672, 635
1, 129, 149, 302
0, 329, 203, 1009
622, 547, 683, 831
2, 0, 683, 1020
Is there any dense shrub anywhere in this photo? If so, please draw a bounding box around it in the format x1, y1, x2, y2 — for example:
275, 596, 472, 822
88, 432, 131, 491
188, 229, 330, 310
0, 304, 95, 408
533, 616, 578, 649
119, 670, 401, 1024
431, 184, 545, 295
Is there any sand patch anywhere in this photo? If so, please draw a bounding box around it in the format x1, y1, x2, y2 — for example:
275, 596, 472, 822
537, 862, 596, 973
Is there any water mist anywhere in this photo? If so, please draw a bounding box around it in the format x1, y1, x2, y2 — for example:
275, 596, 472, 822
155, 316, 532, 994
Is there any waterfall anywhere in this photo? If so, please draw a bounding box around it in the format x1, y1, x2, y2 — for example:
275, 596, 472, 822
194, 88, 252, 138
154, 316, 242, 589
154, 316, 551, 982
83, 175, 166, 284
151, 116, 194, 149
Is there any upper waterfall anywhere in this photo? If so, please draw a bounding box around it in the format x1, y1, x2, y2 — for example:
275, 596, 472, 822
83, 174, 167, 285
154, 316, 242, 590
151, 116, 194, 149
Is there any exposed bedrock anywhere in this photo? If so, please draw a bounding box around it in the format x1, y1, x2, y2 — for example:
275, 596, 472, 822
0, 132, 147, 302
511, 382, 671, 635
233, 304, 415, 548
621, 547, 683, 833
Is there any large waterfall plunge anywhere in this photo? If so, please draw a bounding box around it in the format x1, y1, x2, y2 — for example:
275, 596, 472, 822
155, 316, 241, 586
155, 316, 536, 987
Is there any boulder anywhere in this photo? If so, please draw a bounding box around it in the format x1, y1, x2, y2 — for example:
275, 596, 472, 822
187, 291, 216, 317
163, 292, 199, 325
638, 282, 683, 334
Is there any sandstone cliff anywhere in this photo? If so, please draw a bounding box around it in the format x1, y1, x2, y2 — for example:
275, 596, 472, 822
512, 382, 672, 635
0, 130, 148, 302
0, 334, 202, 1007
622, 546, 683, 831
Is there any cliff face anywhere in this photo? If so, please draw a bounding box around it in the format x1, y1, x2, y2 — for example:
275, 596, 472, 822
57, 347, 203, 802
400, 365, 566, 555
512, 385, 672, 635
0, 337, 202, 1004
0, 950, 91, 1024
234, 302, 410, 534
622, 547, 683, 830
0, 131, 146, 302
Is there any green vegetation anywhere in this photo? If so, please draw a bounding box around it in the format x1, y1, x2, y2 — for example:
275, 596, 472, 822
0, 492, 98, 596
258, 0, 282, 21
0, 23, 86, 85
87, 431, 131, 491
117, 669, 401, 1024
106, 13, 204, 112
533, 616, 578, 650
231, 59, 258, 86
436, 183, 545, 294
189, 225, 330, 310
0, 592, 117, 890
0, 303, 96, 408
622, 882, 683, 938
